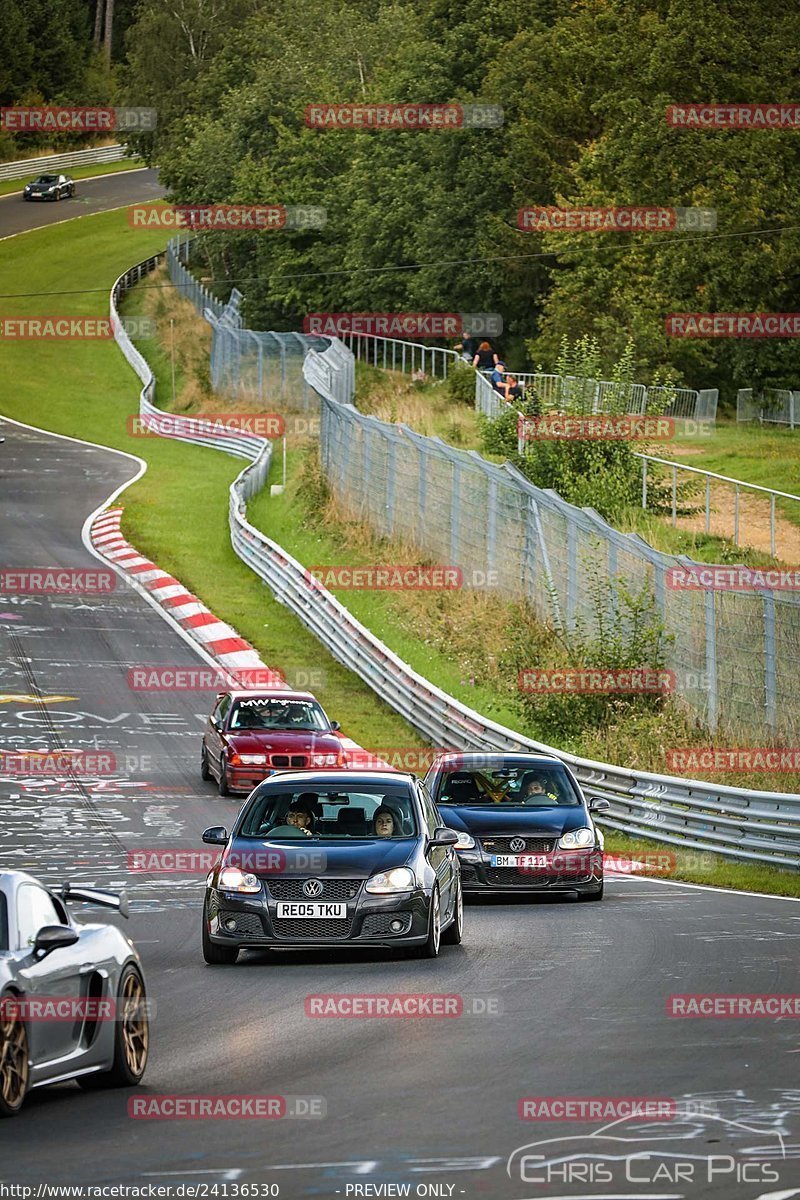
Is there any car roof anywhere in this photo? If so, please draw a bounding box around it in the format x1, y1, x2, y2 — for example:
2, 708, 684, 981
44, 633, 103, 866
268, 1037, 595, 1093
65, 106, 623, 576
250, 769, 417, 786
225, 689, 318, 702
435, 752, 565, 767
0, 870, 47, 890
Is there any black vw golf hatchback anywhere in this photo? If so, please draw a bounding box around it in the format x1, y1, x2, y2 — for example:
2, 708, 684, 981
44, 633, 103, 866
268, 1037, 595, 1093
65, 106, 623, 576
201, 770, 462, 962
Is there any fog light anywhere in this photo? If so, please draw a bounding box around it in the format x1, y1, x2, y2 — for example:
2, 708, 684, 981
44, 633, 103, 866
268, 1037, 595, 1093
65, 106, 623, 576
224, 918, 237, 931
390, 919, 404, 932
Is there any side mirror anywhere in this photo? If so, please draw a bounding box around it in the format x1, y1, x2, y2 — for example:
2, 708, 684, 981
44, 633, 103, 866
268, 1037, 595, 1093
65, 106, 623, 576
33, 925, 79, 957
430, 827, 459, 848
202, 826, 229, 845
588, 796, 610, 812
330, 721, 341, 732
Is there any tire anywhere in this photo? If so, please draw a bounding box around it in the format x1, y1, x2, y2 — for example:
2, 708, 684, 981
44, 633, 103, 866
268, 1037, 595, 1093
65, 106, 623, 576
410, 886, 441, 959
441, 876, 463, 945
77, 965, 149, 1090
202, 899, 239, 965
217, 756, 231, 797
200, 744, 212, 782
0, 993, 29, 1118
578, 881, 604, 901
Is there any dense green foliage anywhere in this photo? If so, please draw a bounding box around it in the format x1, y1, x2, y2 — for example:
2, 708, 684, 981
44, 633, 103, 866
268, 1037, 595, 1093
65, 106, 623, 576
0, 0, 137, 158
118, 0, 800, 400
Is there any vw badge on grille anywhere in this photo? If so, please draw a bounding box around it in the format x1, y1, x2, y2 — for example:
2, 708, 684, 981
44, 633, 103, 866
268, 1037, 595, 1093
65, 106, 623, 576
509, 837, 526, 853
303, 879, 323, 898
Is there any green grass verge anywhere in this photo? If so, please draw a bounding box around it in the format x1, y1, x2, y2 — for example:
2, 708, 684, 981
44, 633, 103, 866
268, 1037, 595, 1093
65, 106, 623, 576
0, 157, 146, 198
0, 209, 424, 752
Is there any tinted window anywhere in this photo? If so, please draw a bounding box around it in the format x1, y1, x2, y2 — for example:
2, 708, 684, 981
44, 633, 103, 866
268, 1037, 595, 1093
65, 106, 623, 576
16, 885, 64, 950
238, 785, 417, 839
437, 763, 581, 807
227, 697, 329, 732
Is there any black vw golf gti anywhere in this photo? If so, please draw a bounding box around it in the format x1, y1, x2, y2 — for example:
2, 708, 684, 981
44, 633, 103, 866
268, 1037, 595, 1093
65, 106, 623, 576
201, 770, 462, 962
424, 752, 608, 899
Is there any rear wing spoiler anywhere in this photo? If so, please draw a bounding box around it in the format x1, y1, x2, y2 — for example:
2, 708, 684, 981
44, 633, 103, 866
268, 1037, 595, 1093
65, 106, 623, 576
61, 882, 129, 919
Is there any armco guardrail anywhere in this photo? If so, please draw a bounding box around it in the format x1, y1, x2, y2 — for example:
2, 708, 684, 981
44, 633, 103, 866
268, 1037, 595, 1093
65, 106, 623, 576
109, 251, 800, 869
0, 144, 130, 183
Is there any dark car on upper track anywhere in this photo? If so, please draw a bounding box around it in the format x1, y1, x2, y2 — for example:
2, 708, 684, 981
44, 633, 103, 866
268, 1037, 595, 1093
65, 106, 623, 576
424, 752, 609, 899
22, 173, 75, 201
201, 770, 462, 962
0, 873, 149, 1117
201, 689, 346, 796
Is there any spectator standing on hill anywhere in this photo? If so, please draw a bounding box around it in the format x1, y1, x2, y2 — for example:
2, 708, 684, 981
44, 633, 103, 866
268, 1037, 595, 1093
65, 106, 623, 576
454, 330, 478, 362
491, 361, 507, 392
472, 340, 498, 373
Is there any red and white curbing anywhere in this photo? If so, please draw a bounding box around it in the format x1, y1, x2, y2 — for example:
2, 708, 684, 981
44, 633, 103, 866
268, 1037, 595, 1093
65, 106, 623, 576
89, 507, 384, 769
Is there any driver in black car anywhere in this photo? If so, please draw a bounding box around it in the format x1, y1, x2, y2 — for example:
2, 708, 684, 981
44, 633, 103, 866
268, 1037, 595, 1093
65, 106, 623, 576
521, 774, 560, 804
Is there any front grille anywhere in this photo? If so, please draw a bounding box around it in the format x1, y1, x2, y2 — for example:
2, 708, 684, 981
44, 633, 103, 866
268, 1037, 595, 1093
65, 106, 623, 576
482, 835, 557, 854
459, 864, 478, 883
218, 910, 267, 937
360, 912, 412, 937
273, 917, 353, 940
486, 867, 553, 887
268, 878, 362, 901
270, 754, 309, 768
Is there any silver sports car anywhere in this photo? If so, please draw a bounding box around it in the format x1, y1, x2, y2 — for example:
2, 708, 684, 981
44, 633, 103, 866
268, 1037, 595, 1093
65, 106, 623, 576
0, 871, 149, 1117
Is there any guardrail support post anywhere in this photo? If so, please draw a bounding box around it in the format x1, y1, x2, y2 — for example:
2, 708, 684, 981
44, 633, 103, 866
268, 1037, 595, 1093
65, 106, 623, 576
705, 477, 711, 534
764, 592, 777, 734
487, 478, 498, 581
566, 518, 577, 630
770, 494, 777, 558
705, 589, 718, 733
641, 458, 648, 509
451, 464, 461, 569
672, 464, 677, 527
734, 485, 740, 545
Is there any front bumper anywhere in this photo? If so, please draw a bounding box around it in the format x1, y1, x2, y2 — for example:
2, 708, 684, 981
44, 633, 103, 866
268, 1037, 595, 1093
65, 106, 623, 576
225, 761, 347, 794
205, 881, 432, 949
457, 847, 603, 893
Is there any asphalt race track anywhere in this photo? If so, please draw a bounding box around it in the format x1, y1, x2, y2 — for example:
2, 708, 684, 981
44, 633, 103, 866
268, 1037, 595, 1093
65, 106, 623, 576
0, 168, 163, 239
1, 276, 799, 1193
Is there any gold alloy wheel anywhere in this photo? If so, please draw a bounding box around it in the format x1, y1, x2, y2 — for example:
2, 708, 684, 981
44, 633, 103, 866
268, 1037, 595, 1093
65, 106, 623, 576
0, 998, 29, 1112
120, 972, 149, 1078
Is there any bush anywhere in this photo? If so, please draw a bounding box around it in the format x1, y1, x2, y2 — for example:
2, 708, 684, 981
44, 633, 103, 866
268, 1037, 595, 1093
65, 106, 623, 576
446, 362, 477, 407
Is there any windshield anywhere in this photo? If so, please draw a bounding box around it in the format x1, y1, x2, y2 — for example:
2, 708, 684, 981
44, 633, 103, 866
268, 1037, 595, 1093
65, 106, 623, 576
437, 764, 581, 807
238, 785, 418, 839
35, 175, 58, 184
227, 697, 330, 732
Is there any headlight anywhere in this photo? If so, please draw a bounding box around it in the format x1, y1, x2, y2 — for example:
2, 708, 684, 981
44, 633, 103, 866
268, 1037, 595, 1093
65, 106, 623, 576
455, 831, 476, 849
558, 827, 595, 850
218, 866, 261, 893
311, 752, 342, 767
365, 867, 416, 894
237, 753, 267, 765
